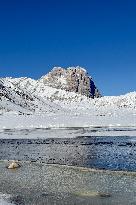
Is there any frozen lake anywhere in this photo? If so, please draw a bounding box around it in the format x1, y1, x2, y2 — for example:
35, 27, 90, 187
0, 162, 136, 205
0, 131, 136, 171
0, 128, 136, 205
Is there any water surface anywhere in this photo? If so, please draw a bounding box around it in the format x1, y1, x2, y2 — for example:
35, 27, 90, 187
0, 135, 136, 171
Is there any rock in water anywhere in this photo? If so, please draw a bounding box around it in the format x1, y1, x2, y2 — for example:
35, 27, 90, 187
74, 191, 111, 198
7, 161, 20, 169
41, 66, 101, 98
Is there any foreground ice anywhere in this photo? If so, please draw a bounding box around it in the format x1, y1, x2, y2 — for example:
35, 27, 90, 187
0, 193, 13, 205
0, 161, 136, 205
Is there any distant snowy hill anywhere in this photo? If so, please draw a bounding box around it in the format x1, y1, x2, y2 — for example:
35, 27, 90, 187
0, 78, 62, 114
0, 66, 136, 116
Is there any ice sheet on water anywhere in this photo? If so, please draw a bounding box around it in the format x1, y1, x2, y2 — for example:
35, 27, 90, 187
0, 193, 13, 205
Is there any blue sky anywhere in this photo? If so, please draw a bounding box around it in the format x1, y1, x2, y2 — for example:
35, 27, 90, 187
0, 0, 136, 96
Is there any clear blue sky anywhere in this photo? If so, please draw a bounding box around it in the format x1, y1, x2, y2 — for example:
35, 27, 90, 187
0, 0, 136, 96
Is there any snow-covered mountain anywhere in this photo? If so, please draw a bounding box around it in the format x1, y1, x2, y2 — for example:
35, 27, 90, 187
0, 66, 136, 115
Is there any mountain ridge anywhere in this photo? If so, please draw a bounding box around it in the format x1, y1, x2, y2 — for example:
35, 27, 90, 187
0, 66, 136, 115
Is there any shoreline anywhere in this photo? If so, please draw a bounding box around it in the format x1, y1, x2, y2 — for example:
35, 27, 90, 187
0, 126, 136, 139
1, 160, 136, 176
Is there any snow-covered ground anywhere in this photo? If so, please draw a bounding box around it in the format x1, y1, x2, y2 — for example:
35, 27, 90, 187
0, 108, 136, 139
0, 109, 136, 129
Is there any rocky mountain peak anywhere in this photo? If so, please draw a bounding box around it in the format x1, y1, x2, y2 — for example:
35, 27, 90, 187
40, 66, 101, 98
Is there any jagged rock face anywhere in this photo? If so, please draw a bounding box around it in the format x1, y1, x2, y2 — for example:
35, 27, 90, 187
41, 66, 101, 98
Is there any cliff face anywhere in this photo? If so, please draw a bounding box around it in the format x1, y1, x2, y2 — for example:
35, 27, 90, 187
41, 66, 101, 98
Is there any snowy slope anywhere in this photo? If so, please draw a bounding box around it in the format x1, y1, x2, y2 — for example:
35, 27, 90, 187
0, 78, 62, 114
2, 76, 136, 109
58, 92, 136, 112
0, 76, 136, 114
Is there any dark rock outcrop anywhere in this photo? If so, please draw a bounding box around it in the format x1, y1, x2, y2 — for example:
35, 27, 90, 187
41, 66, 101, 98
